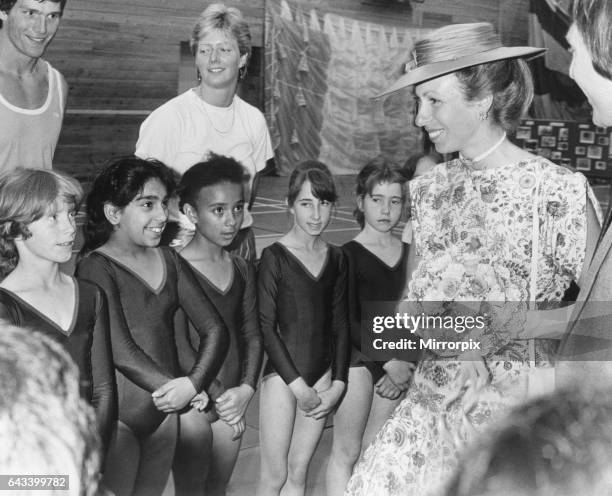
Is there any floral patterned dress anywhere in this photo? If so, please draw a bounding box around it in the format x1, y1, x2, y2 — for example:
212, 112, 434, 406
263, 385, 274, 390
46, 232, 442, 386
345, 157, 598, 496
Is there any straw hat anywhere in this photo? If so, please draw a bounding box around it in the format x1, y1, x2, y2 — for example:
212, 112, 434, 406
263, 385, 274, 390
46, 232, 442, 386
376, 22, 545, 98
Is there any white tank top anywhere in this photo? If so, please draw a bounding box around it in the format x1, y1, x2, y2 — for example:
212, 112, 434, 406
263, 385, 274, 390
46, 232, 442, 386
0, 61, 64, 171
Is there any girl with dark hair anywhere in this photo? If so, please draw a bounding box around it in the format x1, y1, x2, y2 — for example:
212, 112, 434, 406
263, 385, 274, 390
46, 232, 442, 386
256, 161, 350, 496
77, 156, 228, 496
172, 153, 263, 496
0, 168, 116, 460
346, 23, 601, 496
326, 158, 412, 496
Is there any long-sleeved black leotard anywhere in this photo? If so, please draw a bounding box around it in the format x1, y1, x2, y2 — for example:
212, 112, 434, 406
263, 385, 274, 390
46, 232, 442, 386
76, 247, 228, 437
342, 241, 409, 383
0, 279, 116, 454
258, 242, 350, 387
175, 255, 263, 393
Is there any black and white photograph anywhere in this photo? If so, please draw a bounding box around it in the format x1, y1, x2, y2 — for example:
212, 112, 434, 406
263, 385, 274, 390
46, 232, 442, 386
587, 145, 603, 159
537, 147, 551, 159
541, 136, 557, 148
537, 124, 554, 136
516, 126, 532, 140
580, 130, 596, 144
2, 1, 612, 496
576, 157, 592, 170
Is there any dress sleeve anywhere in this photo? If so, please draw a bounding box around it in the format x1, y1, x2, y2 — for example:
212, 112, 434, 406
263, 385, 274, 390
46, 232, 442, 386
331, 248, 350, 383
90, 286, 117, 461
408, 179, 423, 256
76, 255, 173, 391
237, 258, 264, 390
134, 105, 181, 167
542, 169, 590, 287
258, 247, 301, 384
174, 251, 229, 392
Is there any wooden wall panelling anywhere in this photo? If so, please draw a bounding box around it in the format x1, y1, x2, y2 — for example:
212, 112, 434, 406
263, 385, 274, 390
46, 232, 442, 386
47, 0, 265, 111
46, 0, 528, 176
47, 1, 265, 174
53, 114, 146, 180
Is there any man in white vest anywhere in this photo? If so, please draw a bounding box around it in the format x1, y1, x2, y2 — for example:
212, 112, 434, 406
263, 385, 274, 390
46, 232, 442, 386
0, 0, 68, 171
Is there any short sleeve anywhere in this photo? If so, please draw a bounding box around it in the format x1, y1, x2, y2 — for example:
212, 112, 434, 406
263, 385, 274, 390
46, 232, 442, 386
249, 109, 274, 173
135, 104, 182, 167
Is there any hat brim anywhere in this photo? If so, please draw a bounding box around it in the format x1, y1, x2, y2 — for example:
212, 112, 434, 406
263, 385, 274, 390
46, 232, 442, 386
375, 46, 546, 99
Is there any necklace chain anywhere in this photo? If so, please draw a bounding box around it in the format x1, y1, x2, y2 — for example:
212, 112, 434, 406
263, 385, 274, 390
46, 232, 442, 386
197, 88, 236, 135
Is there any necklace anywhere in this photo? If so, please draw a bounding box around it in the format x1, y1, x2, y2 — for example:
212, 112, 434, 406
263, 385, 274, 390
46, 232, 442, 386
460, 132, 507, 169
197, 89, 236, 135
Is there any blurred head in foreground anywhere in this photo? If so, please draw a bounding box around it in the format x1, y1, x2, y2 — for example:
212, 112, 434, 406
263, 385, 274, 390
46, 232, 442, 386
445, 387, 612, 496
0, 322, 101, 496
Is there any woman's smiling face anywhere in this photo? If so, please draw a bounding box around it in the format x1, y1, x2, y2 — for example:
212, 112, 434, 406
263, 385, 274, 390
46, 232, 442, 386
414, 73, 482, 155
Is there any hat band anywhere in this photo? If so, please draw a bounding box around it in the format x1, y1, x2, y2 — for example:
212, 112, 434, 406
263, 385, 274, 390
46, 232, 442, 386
412, 23, 501, 67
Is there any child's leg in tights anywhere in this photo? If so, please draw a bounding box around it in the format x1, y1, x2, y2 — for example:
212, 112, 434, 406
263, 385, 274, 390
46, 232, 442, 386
283, 372, 330, 496
173, 408, 213, 496
103, 421, 140, 496
205, 419, 243, 496
133, 414, 179, 496
102, 415, 178, 496
256, 375, 297, 496
325, 366, 374, 496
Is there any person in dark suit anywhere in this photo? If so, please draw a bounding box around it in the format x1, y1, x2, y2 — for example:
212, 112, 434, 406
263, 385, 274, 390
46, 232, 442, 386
556, 0, 612, 389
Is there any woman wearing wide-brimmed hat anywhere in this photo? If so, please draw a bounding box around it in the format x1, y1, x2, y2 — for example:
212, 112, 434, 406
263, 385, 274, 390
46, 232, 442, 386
345, 22, 601, 496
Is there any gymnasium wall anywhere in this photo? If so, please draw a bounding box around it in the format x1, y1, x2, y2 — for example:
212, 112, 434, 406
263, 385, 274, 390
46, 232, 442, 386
46, 0, 527, 179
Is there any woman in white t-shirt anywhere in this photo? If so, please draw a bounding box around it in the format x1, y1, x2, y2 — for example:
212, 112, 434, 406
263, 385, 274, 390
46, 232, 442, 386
136, 3, 273, 262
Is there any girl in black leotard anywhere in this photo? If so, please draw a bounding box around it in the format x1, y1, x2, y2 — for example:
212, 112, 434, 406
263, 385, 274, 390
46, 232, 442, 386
256, 161, 350, 496
0, 168, 116, 462
77, 157, 228, 496
326, 158, 416, 495
172, 153, 263, 496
